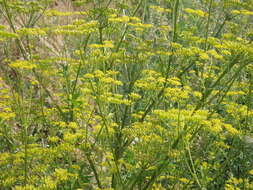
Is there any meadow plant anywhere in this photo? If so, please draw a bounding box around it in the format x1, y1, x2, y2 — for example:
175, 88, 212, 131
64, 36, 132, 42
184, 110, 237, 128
0, 0, 253, 189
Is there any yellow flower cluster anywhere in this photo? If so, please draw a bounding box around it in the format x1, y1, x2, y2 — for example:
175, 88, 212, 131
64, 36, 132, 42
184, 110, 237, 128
89, 40, 114, 48
0, 30, 18, 40
135, 70, 165, 90
164, 86, 191, 102
184, 8, 208, 17
109, 14, 153, 31
0, 0, 252, 189
108, 15, 131, 23
223, 123, 240, 136
54, 168, 77, 182
17, 28, 47, 36
127, 22, 153, 29
225, 177, 243, 190
52, 20, 98, 35
150, 5, 172, 13
231, 9, 253, 16
45, 9, 87, 17
103, 93, 131, 105
9, 60, 37, 70
0, 78, 15, 121
153, 109, 209, 124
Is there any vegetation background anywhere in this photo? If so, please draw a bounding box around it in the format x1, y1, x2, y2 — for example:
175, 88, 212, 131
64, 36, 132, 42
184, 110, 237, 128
0, 0, 253, 189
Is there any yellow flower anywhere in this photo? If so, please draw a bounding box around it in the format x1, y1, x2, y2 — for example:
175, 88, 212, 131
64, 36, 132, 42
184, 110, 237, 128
109, 15, 130, 23
184, 8, 208, 17
48, 136, 60, 143
17, 27, 46, 36
0, 30, 18, 39
128, 23, 153, 28
9, 60, 36, 70
208, 49, 223, 60
3, 177, 16, 187
68, 122, 78, 129
41, 177, 57, 190
129, 92, 141, 100
199, 52, 209, 60
83, 73, 94, 79
150, 5, 171, 13
223, 124, 240, 136
179, 178, 190, 183
54, 168, 69, 181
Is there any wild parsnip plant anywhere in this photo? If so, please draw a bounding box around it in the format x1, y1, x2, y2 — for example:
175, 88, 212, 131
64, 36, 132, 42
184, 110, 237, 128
0, 0, 253, 189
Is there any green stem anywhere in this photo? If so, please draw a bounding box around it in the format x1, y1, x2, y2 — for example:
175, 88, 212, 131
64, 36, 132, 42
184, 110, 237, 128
186, 144, 202, 189
246, 70, 252, 129
24, 124, 28, 185
172, 0, 180, 42
115, 0, 145, 52
85, 152, 102, 189
204, 0, 213, 51
140, 0, 180, 122
192, 53, 242, 115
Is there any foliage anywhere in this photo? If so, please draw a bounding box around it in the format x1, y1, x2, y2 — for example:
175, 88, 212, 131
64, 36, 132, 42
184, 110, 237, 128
0, 0, 253, 189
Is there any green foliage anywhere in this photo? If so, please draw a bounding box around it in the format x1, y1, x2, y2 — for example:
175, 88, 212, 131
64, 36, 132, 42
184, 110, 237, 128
0, 0, 253, 189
